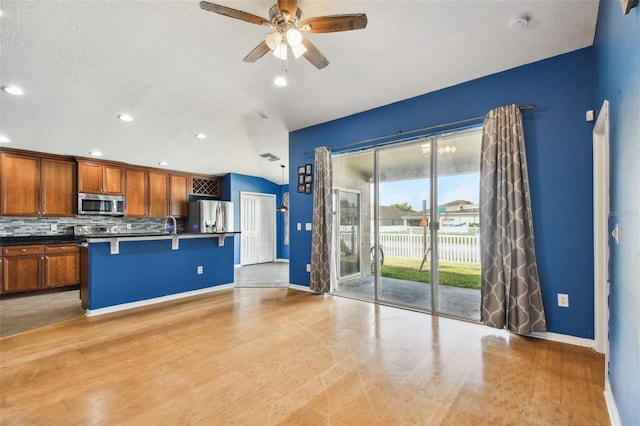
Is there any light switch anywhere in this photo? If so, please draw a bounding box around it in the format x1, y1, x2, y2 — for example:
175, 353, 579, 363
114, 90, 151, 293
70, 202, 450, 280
305, 223, 312, 231
297, 223, 301, 231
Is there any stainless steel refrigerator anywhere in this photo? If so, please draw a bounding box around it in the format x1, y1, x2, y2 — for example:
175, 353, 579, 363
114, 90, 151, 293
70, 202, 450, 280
187, 200, 234, 233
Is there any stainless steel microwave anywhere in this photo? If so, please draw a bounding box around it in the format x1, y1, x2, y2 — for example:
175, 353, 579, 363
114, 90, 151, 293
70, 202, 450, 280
78, 193, 125, 216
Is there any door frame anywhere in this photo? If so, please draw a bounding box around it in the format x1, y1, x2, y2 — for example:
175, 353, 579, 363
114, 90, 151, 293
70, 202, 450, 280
240, 191, 276, 266
593, 100, 610, 356
333, 187, 363, 282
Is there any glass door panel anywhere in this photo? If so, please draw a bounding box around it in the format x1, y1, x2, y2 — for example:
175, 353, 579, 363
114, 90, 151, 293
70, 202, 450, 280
435, 130, 482, 320
332, 151, 374, 299
377, 140, 431, 310
330, 127, 482, 322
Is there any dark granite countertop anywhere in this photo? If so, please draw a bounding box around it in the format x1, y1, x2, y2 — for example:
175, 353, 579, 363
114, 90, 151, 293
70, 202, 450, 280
0, 235, 83, 247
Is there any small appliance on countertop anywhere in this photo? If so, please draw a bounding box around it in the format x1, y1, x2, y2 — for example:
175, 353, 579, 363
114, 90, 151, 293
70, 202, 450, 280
187, 200, 234, 233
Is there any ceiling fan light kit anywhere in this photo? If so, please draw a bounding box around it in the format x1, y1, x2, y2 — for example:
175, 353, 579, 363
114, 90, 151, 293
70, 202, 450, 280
199, 0, 367, 70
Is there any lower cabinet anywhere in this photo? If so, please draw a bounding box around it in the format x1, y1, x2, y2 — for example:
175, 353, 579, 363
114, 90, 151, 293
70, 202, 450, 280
45, 244, 80, 288
1, 244, 79, 294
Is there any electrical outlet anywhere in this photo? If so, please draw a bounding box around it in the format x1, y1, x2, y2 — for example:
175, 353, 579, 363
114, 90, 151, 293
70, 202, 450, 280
197, 266, 203, 275
50, 223, 57, 231
126, 223, 131, 230
306, 264, 311, 272
557, 293, 569, 308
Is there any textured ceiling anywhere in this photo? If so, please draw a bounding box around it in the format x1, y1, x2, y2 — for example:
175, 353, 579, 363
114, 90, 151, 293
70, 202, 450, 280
0, 1, 599, 184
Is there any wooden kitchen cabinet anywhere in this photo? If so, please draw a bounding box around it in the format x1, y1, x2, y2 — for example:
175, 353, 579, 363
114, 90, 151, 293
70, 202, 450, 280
169, 174, 189, 218
125, 168, 148, 217
2, 245, 44, 293
125, 168, 169, 218
1, 244, 79, 293
78, 160, 124, 195
149, 171, 169, 217
44, 244, 80, 288
0, 153, 76, 216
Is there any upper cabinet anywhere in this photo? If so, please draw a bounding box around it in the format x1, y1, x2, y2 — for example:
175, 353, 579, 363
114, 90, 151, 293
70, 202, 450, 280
125, 168, 170, 218
149, 171, 169, 217
0, 152, 76, 216
169, 174, 189, 218
77, 160, 124, 195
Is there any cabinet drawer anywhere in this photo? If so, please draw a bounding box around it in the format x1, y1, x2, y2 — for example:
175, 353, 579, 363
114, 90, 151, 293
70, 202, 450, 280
45, 244, 80, 254
2, 245, 44, 256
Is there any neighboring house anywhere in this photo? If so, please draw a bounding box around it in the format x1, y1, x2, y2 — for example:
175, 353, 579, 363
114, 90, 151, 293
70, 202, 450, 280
401, 200, 480, 228
377, 205, 407, 226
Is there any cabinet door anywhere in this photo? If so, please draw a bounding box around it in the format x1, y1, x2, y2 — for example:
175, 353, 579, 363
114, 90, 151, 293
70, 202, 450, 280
77, 161, 104, 194
1, 153, 40, 215
169, 174, 189, 218
149, 171, 169, 217
45, 245, 80, 288
103, 165, 124, 195
2, 245, 44, 293
125, 168, 148, 217
41, 159, 76, 216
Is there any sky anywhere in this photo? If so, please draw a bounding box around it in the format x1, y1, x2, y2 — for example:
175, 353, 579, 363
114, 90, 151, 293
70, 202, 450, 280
378, 173, 479, 211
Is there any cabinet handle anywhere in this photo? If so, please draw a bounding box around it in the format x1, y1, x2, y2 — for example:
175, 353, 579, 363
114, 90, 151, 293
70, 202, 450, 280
22, 248, 26, 252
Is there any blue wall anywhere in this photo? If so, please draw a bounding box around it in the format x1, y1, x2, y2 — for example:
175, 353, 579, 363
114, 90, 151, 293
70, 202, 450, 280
289, 48, 596, 339
594, 1, 640, 423
222, 173, 289, 265
88, 238, 233, 309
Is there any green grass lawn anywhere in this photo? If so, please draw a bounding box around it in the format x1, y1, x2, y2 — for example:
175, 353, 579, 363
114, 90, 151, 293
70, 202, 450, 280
380, 256, 481, 290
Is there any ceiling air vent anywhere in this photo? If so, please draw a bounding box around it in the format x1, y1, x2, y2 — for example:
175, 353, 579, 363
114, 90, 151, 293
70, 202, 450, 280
259, 153, 280, 162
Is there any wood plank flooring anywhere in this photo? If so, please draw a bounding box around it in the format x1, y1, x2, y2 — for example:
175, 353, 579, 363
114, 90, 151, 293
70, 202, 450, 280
0, 288, 609, 425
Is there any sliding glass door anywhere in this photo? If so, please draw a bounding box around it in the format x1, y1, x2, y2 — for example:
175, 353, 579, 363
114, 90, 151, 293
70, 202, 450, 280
333, 151, 374, 299
332, 128, 482, 321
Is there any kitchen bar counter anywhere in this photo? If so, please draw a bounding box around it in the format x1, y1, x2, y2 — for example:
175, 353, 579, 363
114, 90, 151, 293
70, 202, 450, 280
82, 231, 240, 254
82, 232, 238, 314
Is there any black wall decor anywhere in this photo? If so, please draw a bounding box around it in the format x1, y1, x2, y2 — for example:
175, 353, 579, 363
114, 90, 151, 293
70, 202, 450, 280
297, 163, 313, 193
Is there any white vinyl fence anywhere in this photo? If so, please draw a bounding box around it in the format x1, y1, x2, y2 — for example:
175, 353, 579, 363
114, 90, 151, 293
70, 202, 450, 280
340, 232, 481, 263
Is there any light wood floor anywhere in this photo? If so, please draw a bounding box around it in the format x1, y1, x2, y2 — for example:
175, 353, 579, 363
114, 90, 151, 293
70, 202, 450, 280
0, 287, 609, 425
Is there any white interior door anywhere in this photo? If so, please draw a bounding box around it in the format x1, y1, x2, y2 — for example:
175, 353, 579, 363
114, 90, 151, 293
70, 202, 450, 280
241, 192, 275, 265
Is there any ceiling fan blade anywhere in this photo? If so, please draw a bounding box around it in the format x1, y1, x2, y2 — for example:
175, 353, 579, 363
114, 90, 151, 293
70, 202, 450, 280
277, 0, 298, 16
242, 41, 271, 63
300, 14, 368, 33
199, 1, 270, 26
301, 38, 329, 70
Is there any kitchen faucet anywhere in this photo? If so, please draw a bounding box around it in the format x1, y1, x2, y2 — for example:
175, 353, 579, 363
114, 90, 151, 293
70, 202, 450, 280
164, 215, 177, 234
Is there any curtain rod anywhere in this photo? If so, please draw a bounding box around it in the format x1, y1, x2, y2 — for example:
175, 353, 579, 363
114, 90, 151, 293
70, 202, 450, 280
302, 104, 538, 156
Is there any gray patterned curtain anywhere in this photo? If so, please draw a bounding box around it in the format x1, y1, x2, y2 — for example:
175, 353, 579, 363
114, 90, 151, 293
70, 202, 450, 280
310, 146, 332, 293
480, 104, 547, 334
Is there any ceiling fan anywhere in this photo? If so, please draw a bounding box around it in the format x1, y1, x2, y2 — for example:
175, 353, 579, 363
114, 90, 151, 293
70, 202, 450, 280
199, 0, 367, 70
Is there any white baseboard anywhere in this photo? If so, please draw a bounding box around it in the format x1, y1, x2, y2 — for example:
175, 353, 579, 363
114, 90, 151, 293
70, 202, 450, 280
85, 283, 235, 317
234, 264, 242, 268
275, 258, 290, 263
529, 331, 595, 348
604, 380, 622, 426
288, 283, 315, 293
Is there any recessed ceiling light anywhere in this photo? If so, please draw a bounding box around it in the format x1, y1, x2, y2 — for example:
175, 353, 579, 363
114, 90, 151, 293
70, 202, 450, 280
158, 161, 169, 166
0, 135, 10, 143
2, 85, 24, 96
117, 113, 133, 122
90, 151, 103, 157
274, 76, 287, 87
195, 133, 207, 140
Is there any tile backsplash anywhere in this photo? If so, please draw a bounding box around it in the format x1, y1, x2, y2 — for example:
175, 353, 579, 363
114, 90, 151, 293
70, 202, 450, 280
0, 216, 185, 237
